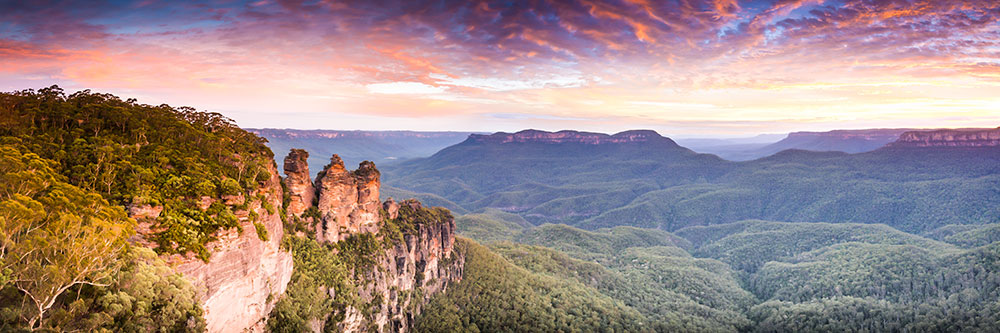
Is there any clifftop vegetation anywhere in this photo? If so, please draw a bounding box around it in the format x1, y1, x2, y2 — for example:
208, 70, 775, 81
0, 85, 275, 258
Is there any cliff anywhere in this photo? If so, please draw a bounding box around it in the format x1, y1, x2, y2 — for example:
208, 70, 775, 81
467, 129, 678, 145
280, 150, 465, 332
338, 199, 464, 332
888, 127, 1000, 148
133, 161, 294, 332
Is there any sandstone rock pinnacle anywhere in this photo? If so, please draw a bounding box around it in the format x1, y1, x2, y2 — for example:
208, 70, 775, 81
282, 149, 315, 217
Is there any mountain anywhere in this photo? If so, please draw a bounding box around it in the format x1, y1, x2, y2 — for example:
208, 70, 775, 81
250, 129, 476, 172
384, 128, 1000, 234
684, 129, 921, 161
382, 129, 733, 225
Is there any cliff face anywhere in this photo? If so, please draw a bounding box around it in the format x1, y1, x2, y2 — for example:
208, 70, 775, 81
282, 150, 464, 332
468, 129, 674, 145
135, 162, 294, 332
339, 200, 464, 332
889, 127, 1000, 148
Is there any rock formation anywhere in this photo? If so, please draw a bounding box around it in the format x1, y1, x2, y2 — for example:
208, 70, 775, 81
165, 162, 293, 332
339, 200, 463, 332
282, 150, 464, 332
283, 148, 315, 217
888, 127, 1000, 148
314, 155, 381, 242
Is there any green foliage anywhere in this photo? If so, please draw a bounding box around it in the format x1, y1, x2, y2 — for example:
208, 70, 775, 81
676, 220, 957, 273
455, 208, 533, 243
0, 85, 275, 257
0, 144, 136, 329
415, 238, 650, 332
13, 247, 206, 332
679, 220, 1000, 331
925, 223, 1000, 248
254, 221, 270, 241
516, 224, 690, 263
268, 235, 350, 332
490, 242, 753, 332
747, 242, 1000, 331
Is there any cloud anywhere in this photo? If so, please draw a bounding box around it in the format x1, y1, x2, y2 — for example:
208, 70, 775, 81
0, 0, 998, 134
366, 82, 446, 94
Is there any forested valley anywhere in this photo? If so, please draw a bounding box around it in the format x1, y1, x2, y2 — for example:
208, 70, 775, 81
3, 87, 1000, 332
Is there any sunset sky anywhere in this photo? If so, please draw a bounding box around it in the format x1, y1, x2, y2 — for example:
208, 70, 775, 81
2, 0, 999, 136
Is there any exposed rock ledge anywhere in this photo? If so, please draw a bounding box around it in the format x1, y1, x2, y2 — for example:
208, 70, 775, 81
888, 127, 1000, 148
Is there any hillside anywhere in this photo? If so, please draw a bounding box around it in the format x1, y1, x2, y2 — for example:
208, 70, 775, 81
250, 129, 475, 172
447, 214, 1000, 331
383, 129, 733, 225
384, 129, 1000, 234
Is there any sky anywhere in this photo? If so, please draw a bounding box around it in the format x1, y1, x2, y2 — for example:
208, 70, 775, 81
1, 0, 999, 137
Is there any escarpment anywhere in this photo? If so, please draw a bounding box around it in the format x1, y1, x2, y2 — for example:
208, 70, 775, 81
888, 127, 1000, 148
279, 149, 465, 332
133, 161, 294, 333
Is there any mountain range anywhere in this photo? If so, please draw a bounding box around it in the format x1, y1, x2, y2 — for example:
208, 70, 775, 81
250, 129, 476, 172
383, 128, 1000, 234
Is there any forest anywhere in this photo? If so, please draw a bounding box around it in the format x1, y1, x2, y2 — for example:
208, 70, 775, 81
421, 215, 1000, 332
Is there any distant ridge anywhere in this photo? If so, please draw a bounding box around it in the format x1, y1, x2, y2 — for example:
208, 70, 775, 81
249, 129, 477, 173
466, 129, 677, 145
888, 127, 1000, 148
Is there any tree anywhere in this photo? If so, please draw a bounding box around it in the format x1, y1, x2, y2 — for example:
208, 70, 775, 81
0, 144, 134, 329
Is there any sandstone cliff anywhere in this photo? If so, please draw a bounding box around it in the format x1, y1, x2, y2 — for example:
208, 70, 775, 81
132, 161, 294, 332
888, 127, 1000, 148
280, 150, 465, 332
338, 199, 464, 332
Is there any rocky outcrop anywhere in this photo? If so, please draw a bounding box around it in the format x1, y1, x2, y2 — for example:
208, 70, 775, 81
339, 200, 464, 332
292, 153, 464, 332
314, 155, 381, 242
468, 129, 674, 145
888, 127, 1000, 148
167, 162, 293, 333
283, 149, 315, 217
